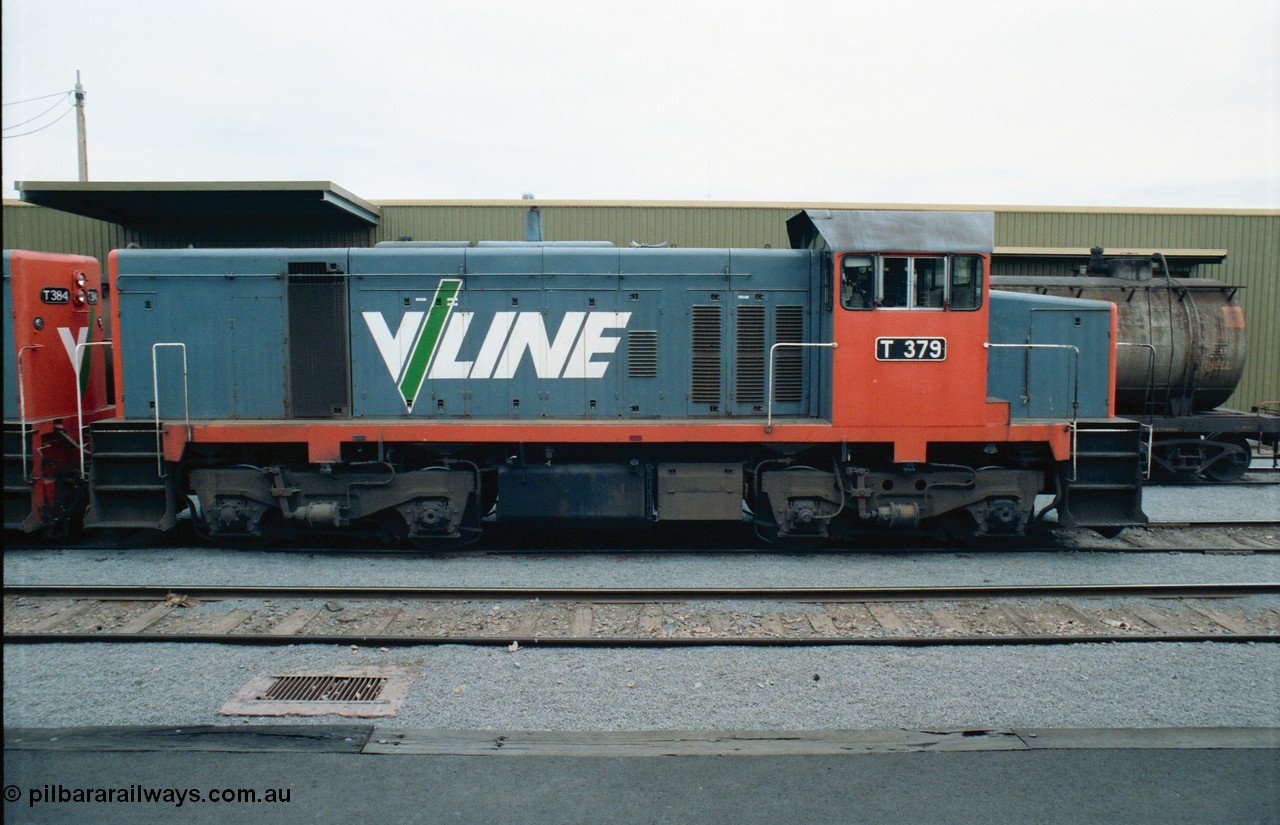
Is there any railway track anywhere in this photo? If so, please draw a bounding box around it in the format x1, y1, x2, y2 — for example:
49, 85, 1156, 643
1149, 479, 1280, 488
6, 583, 1278, 647
4, 521, 1277, 555
1143, 520, 1279, 531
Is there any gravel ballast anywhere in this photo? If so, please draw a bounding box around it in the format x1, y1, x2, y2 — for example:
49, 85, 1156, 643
5, 483, 1276, 734
5, 641, 1278, 731
5, 546, 1278, 591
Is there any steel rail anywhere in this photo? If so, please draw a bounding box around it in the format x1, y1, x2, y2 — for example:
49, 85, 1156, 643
4, 632, 1275, 647
1145, 520, 1280, 530
1146, 479, 1280, 487
5, 582, 1278, 602
2, 538, 1277, 554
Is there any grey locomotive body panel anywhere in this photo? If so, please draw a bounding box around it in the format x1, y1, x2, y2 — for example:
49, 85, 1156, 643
987, 290, 1115, 419
349, 246, 823, 420
115, 250, 302, 420
115, 246, 825, 422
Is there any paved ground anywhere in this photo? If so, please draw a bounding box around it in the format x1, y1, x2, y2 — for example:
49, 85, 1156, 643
4, 727, 1278, 824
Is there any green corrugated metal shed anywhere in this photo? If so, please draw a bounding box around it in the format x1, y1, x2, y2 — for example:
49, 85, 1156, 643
4, 195, 1276, 411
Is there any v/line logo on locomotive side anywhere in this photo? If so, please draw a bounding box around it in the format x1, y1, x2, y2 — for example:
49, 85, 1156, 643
56, 316, 97, 395
362, 278, 632, 411
32, 280, 102, 395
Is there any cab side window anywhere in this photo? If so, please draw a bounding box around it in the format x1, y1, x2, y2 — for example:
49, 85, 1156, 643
913, 257, 946, 308
881, 257, 909, 308
837, 253, 985, 310
841, 255, 875, 310
949, 255, 983, 310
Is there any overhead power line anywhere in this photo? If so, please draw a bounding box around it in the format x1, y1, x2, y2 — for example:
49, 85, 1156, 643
1, 104, 75, 139
2, 89, 73, 107
2, 74, 90, 178
3, 94, 72, 130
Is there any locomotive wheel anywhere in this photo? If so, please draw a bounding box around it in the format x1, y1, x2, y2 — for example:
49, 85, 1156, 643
407, 532, 482, 551
944, 510, 1032, 549
90, 528, 169, 548
1201, 433, 1252, 482
768, 533, 831, 551
212, 511, 292, 549
750, 511, 830, 550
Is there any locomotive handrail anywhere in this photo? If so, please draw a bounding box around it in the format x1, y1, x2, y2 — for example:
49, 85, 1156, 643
1140, 422, 1153, 479
766, 342, 838, 433
73, 341, 113, 479
16, 344, 43, 482
1107, 342, 1156, 479
152, 343, 191, 478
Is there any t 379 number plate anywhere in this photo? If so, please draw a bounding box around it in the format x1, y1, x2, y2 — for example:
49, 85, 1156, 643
875, 337, 946, 361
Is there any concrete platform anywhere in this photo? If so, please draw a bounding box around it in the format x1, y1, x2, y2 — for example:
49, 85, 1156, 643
5, 726, 1277, 824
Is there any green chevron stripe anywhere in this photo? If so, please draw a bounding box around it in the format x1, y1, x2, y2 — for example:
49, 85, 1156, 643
398, 279, 461, 409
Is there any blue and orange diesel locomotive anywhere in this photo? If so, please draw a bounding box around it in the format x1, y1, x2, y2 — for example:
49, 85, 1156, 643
6, 210, 1149, 545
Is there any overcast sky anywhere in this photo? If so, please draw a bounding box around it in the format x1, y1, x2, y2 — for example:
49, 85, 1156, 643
3, 0, 1277, 207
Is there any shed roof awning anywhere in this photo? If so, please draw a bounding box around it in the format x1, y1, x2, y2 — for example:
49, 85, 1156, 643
14, 181, 380, 231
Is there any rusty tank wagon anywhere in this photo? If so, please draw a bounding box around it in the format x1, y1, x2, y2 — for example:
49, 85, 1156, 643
993, 248, 1277, 481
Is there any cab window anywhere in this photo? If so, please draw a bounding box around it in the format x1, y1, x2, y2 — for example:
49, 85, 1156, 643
913, 257, 946, 308
881, 257, 910, 307
840, 255, 875, 309
949, 255, 983, 310
838, 253, 985, 311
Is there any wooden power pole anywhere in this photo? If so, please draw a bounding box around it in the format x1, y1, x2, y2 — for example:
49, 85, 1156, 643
75, 70, 88, 181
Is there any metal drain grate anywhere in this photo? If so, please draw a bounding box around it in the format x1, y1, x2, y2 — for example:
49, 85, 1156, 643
260, 675, 386, 703
220, 667, 413, 718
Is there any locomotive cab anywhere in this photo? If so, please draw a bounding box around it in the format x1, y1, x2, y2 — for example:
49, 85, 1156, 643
784, 210, 1146, 540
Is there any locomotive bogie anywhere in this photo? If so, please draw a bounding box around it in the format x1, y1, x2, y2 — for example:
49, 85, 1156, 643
757, 463, 1042, 539
187, 462, 478, 542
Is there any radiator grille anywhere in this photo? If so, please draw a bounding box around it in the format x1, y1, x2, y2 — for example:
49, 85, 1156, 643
627, 330, 658, 378
735, 305, 766, 404
690, 305, 722, 404
774, 305, 805, 403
